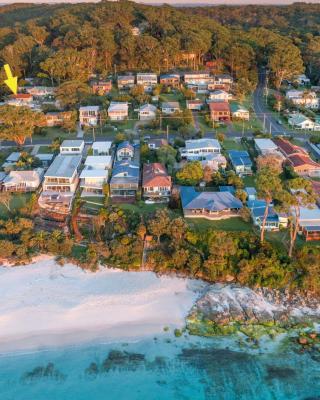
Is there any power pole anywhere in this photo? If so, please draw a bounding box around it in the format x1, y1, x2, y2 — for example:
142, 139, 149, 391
166, 125, 169, 142
242, 119, 245, 137
263, 114, 266, 132
269, 122, 272, 135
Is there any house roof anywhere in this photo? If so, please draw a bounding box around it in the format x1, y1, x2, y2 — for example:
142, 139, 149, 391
118, 75, 135, 81
36, 153, 55, 162
254, 138, 278, 152
79, 106, 100, 112
3, 169, 43, 185
80, 169, 108, 179
142, 163, 171, 187
13, 93, 32, 99
184, 138, 221, 150
273, 138, 308, 157
209, 101, 230, 112
299, 206, 320, 226
288, 114, 311, 126
160, 74, 180, 79
187, 99, 204, 105
210, 89, 228, 95
45, 155, 82, 178
245, 187, 257, 196
117, 141, 134, 152
6, 152, 21, 163
180, 187, 242, 212
219, 185, 235, 194
108, 102, 128, 112
85, 155, 113, 169
230, 103, 249, 113
140, 103, 157, 112
162, 101, 180, 109
148, 138, 168, 148
287, 153, 320, 169
61, 140, 84, 148
228, 150, 252, 167
110, 161, 140, 184
92, 141, 112, 152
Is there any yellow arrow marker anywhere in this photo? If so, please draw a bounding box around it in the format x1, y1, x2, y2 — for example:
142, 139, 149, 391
3, 64, 17, 95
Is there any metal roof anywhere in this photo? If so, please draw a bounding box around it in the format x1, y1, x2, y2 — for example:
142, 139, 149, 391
45, 155, 82, 178
180, 186, 242, 212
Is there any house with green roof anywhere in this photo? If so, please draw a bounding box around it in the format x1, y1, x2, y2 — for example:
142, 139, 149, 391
230, 103, 249, 120
288, 113, 315, 130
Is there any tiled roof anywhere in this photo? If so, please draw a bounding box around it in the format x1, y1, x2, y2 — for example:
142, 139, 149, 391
287, 153, 320, 169
142, 163, 171, 187
273, 138, 308, 157
209, 101, 230, 112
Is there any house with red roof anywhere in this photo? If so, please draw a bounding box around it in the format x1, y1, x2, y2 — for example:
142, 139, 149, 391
287, 154, 320, 177
273, 138, 308, 158
142, 163, 172, 200
6, 93, 34, 107
274, 138, 320, 177
209, 101, 231, 122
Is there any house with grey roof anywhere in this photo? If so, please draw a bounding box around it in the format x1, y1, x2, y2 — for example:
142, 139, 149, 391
180, 186, 242, 220
109, 161, 140, 199
180, 139, 221, 161
139, 104, 157, 121
161, 102, 180, 115
42, 154, 82, 193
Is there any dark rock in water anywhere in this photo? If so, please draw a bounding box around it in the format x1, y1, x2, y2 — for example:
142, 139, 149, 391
22, 362, 65, 381
265, 365, 296, 380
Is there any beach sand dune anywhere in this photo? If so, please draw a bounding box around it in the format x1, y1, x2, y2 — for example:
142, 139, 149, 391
0, 258, 205, 353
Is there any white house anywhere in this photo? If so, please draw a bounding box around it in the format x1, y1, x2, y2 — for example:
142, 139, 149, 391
136, 73, 158, 92
186, 100, 203, 111
42, 154, 82, 193
286, 90, 319, 109
230, 103, 250, 120
208, 90, 231, 102
91, 141, 112, 155
180, 139, 221, 161
2, 168, 44, 192
6, 93, 34, 108
60, 140, 84, 155
108, 102, 129, 121
288, 113, 315, 130
139, 104, 157, 121
79, 106, 101, 127
80, 169, 108, 196
161, 101, 180, 115
84, 155, 113, 171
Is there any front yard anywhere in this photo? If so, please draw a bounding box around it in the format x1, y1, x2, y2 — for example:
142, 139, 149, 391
188, 217, 252, 232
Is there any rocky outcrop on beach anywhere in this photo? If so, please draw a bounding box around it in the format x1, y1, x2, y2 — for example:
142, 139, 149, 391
187, 284, 320, 337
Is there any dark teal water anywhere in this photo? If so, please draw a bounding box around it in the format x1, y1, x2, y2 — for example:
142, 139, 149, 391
0, 335, 319, 400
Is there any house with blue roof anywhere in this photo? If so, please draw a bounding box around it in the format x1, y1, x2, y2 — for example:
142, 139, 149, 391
109, 161, 140, 199
247, 199, 286, 231
228, 150, 253, 176
116, 141, 135, 161
180, 186, 243, 220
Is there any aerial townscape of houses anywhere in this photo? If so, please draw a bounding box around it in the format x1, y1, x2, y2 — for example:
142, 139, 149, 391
1, 131, 320, 242
1, 67, 320, 243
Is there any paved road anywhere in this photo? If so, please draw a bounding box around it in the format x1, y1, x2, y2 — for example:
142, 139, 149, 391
253, 70, 310, 141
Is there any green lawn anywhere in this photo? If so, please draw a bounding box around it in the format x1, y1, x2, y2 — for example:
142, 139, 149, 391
33, 127, 74, 141
242, 175, 257, 188
0, 193, 32, 218
222, 139, 245, 151
38, 146, 54, 154
81, 196, 105, 212
187, 217, 252, 232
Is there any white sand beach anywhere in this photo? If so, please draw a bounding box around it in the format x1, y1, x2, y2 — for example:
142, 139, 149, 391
0, 258, 206, 353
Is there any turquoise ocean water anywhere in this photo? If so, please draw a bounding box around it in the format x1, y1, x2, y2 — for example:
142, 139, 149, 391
0, 334, 319, 400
